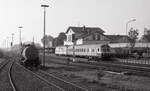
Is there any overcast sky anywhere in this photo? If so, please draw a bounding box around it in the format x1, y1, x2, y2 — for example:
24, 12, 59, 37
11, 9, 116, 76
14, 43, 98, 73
0, 0, 150, 48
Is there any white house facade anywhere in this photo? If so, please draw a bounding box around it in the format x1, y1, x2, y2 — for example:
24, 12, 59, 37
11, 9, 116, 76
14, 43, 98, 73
64, 28, 74, 45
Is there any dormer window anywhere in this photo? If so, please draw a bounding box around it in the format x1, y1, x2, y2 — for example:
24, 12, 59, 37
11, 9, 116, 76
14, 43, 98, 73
72, 34, 75, 41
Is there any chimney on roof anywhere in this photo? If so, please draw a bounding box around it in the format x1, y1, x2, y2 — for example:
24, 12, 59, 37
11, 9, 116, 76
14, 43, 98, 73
82, 25, 86, 31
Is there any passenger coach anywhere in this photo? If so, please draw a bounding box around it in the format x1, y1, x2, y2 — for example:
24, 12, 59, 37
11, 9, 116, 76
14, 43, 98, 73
55, 46, 67, 56
55, 44, 112, 59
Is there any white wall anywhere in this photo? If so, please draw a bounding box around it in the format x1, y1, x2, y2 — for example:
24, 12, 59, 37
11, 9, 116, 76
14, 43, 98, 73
76, 38, 83, 45
66, 29, 74, 41
64, 28, 75, 45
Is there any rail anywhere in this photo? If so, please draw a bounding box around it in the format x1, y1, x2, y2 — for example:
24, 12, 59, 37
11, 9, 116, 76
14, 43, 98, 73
8, 60, 16, 91
39, 70, 88, 91
16, 63, 65, 91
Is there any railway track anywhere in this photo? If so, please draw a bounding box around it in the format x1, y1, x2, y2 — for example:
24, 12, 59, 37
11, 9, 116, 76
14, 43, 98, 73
0, 58, 17, 91
1, 57, 64, 91
15, 62, 64, 91
8, 60, 17, 91
45, 55, 150, 77
0, 59, 10, 70
16, 62, 88, 91
37, 70, 88, 91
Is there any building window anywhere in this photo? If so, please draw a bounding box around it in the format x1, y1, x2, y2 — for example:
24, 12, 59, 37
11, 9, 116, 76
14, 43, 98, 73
93, 35, 95, 40
95, 34, 100, 40
72, 34, 75, 41
97, 34, 100, 40
92, 49, 94, 52
98, 48, 100, 52
68, 35, 72, 41
87, 49, 89, 52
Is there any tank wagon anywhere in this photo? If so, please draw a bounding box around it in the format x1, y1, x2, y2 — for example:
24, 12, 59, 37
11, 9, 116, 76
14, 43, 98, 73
20, 43, 41, 67
55, 44, 112, 59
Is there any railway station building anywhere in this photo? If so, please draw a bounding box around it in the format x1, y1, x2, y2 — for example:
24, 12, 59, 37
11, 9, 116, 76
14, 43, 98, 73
64, 26, 110, 45
64, 26, 130, 46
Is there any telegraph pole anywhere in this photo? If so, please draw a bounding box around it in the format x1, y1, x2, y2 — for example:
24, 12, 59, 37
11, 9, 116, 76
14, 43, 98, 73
126, 19, 136, 36
41, 4, 49, 67
18, 26, 23, 46
6, 37, 9, 50
11, 33, 14, 47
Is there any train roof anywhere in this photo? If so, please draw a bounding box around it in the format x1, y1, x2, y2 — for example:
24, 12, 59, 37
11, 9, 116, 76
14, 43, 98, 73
74, 43, 109, 46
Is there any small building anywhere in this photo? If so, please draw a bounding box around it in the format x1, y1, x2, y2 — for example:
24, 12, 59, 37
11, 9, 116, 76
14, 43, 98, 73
144, 28, 150, 35
140, 28, 150, 42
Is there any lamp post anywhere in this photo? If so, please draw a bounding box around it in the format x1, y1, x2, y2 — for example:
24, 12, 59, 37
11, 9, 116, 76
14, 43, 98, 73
11, 33, 14, 47
18, 26, 23, 46
6, 37, 9, 50
126, 19, 136, 36
41, 4, 49, 67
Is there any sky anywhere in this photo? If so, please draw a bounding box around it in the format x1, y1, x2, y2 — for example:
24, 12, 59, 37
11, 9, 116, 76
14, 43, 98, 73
0, 0, 150, 48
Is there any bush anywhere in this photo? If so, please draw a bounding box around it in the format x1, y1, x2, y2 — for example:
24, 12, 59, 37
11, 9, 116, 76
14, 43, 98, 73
97, 70, 105, 80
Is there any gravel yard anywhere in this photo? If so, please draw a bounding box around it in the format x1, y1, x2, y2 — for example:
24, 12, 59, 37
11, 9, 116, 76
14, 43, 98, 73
45, 61, 150, 91
12, 63, 61, 91
0, 60, 61, 91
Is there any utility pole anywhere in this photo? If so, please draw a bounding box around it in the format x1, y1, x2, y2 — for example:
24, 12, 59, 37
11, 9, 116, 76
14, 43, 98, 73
6, 37, 9, 50
11, 33, 14, 47
126, 19, 136, 47
41, 4, 49, 67
32, 36, 34, 44
126, 19, 136, 36
18, 26, 23, 46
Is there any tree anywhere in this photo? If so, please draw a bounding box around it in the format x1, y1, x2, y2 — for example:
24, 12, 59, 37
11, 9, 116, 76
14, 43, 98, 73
140, 28, 150, 42
128, 28, 139, 48
57, 32, 66, 46
41, 35, 54, 47
142, 35, 150, 42
52, 32, 67, 47
53, 38, 59, 47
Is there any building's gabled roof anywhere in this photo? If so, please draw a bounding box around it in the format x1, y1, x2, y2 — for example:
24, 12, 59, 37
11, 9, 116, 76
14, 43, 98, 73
66, 26, 105, 34
106, 35, 130, 43
76, 31, 105, 39
66, 26, 105, 41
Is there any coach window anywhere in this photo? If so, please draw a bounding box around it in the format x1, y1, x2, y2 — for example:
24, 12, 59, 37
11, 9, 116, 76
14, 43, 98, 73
98, 48, 100, 52
87, 49, 89, 52
102, 48, 104, 52
92, 49, 94, 52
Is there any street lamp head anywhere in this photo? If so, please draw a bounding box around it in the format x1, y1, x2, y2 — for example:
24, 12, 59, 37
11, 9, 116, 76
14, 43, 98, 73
18, 26, 23, 28
132, 19, 136, 21
41, 5, 49, 7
